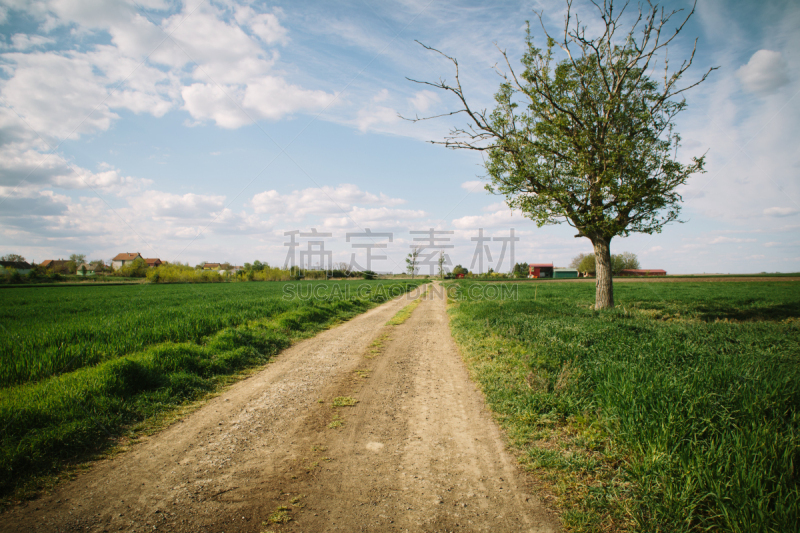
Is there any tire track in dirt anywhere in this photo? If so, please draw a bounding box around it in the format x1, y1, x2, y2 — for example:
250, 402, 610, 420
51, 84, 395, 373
2, 283, 558, 532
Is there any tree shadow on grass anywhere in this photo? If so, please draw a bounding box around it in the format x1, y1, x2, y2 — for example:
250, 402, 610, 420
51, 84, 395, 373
693, 301, 800, 322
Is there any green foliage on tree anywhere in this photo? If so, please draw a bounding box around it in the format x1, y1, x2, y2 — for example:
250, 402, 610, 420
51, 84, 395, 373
452, 265, 469, 276
114, 257, 149, 278
578, 254, 596, 275
571, 251, 640, 275
69, 253, 86, 265
0, 254, 25, 262
613, 251, 641, 273
512, 262, 529, 277
406, 248, 420, 279
569, 253, 589, 270
408, 1, 713, 308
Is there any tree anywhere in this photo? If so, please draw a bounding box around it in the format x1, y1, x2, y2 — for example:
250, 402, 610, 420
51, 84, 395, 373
407, 1, 713, 308
612, 251, 640, 273
578, 254, 596, 275
0, 254, 25, 262
112, 257, 149, 278
406, 247, 420, 279
437, 251, 446, 279
570, 253, 590, 270
572, 251, 639, 275
512, 262, 529, 277
452, 264, 469, 277
69, 253, 86, 265
335, 262, 352, 277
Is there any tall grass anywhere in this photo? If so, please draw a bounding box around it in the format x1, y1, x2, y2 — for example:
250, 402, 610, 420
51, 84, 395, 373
0, 280, 426, 498
447, 281, 799, 532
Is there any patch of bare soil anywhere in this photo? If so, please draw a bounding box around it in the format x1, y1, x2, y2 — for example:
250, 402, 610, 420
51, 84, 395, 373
2, 284, 558, 533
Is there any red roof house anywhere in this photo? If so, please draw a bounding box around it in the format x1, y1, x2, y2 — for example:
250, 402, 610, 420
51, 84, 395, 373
40, 259, 71, 273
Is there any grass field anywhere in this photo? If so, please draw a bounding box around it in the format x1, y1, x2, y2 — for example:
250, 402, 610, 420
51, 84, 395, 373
447, 281, 799, 533
0, 280, 426, 500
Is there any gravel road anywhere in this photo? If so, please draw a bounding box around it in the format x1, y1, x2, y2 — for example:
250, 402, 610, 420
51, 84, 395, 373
2, 282, 558, 533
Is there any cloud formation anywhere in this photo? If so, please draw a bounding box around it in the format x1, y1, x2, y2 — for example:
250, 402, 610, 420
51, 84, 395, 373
736, 50, 790, 94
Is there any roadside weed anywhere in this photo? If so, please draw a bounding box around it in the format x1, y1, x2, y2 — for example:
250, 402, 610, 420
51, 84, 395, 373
332, 396, 358, 407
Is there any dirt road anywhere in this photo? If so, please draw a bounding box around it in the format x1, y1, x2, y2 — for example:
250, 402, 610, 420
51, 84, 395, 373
2, 283, 558, 533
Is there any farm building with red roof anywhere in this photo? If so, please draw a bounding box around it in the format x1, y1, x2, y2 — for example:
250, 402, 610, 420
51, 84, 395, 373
529, 263, 554, 278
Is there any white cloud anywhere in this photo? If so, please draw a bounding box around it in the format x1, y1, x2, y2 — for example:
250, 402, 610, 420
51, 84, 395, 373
355, 104, 399, 133
736, 50, 790, 94
373, 89, 390, 103
0, 52, 119, 140
8, 34, 54, 50
452, 207, 524, 229
235, 6, 288, 45
0, 1, 331, 139
460, 180, 484, 192
709, 236, 757, 244
181, 83, 251, 129
0, 187, 70, 218
322, 206, 427, 229
764, 206, 799, 217
408, 90, 439, 113
174, 227, 205, 240
131, 191, 226, 219
244, 77, 335, 120
482, 201, 507, 212
0, 145, 150, 194
251, 184, 406, 219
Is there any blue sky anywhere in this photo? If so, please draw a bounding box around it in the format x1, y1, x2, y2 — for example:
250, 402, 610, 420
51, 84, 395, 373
0, 0, 798, 274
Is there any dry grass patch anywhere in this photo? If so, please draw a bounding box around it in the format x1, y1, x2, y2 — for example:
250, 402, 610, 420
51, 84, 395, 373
266, 506, 291, 524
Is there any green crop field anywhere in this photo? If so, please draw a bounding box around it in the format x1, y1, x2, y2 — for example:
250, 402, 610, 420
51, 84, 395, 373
0, 280, 426, 500
447, 281, 799, 533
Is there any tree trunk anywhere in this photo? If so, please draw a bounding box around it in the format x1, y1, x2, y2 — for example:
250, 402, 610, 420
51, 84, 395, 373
592, 237, 614, 309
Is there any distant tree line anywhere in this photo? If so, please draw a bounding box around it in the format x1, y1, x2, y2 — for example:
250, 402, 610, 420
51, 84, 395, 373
570, 252, 640, 276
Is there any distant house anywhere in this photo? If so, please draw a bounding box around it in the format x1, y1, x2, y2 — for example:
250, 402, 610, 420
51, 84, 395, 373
40, 259, 71, 273
529, 263, 554, 278
144, 258, 163, 268
111, 253, 143, 271
77, 263, 104, 276
0, 260, 32, 275
202, 263, 221, 270
619, 269, 667, 277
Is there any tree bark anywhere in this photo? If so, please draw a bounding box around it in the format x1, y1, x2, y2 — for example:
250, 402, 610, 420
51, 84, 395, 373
592, 237, 614, 309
